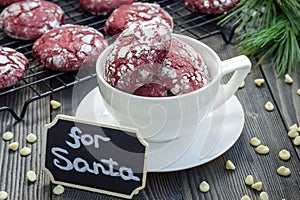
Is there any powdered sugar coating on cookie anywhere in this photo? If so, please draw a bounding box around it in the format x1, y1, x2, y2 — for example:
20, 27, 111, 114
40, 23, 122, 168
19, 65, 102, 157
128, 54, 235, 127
104, 22, 172, 93
0, 0, 64, 40
79, 0, 137, 15
0, 46, 28, 89
104, 2, 173, 36
156, 38, 210, 95
32, 24, 108, 71
185, 0, 239, 14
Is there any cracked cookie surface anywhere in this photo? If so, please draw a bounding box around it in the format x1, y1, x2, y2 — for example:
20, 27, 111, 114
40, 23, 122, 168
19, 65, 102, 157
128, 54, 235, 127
104, 21, 172, 94
185, 0, 239, 14
32, 24, 108, 71
0, 0, 64, 40
0, 46, 28, 89
104, 2, 173, 36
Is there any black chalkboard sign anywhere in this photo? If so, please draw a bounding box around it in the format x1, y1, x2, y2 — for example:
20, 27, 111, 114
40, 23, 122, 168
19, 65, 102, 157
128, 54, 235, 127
42, 115, 148, 199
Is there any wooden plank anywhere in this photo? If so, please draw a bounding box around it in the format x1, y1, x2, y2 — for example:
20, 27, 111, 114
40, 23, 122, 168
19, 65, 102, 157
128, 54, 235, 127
261, 63, 300, 130
260, 60, 300, 172
0, 91, 51, 200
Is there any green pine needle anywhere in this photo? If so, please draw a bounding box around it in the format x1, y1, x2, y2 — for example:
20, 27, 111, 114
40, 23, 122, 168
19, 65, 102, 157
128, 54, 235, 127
219, 0, 300, 75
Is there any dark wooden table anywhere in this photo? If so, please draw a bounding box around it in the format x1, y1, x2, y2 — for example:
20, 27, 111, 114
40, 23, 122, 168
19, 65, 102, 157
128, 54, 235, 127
1, 1, 300, 199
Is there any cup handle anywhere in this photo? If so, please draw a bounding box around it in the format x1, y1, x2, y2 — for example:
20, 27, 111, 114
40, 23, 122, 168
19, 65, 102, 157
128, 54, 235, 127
212, 55, 251, 110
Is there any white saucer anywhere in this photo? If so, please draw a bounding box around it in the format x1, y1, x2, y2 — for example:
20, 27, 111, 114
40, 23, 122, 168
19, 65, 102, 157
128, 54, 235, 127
75, 87, 244, 172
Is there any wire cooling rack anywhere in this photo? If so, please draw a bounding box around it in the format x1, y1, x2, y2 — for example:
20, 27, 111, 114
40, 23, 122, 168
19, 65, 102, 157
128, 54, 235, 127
0, 0, 235, 121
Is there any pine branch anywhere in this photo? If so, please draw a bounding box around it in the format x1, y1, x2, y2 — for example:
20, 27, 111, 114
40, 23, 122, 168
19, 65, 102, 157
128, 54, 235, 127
219, 0, 300, 75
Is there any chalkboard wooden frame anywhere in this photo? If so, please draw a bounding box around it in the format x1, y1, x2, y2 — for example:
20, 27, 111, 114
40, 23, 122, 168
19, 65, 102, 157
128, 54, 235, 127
42, 114, 148, 199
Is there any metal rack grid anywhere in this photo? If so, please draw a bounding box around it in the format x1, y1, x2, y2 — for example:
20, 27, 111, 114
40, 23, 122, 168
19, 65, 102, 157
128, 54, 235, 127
0, 0, 235, 121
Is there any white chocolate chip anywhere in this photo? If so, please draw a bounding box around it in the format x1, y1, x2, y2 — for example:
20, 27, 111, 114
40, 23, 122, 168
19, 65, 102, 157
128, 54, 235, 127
265, 101, 274, 111
53, 185, 65, 195
260, 191, 269, 200
288, 129, 299, 138
241, 195, 251, 200
254, 79, 265, 86
0, 191, 8, 200
255, 145, 270, 155
27, 170, 37, 182
284, 74, 293, 84
245, 175, 254, 186
288, 123, 298, 131
251, 181, 263, 191
278, 149, 291, 161
26, 133, 37, 143
277, 166, 291, 176
20, 147, 31, 156
288, 124, 300, 132
2, 131, 14, 141
293, 136, 300, 146
199, 181, 210, 193
8, 141, 19, 151
50, 100, 61, 109
250, 137, 261, 146
239, 81, 245, 89
226, 160, 236, 170
297, 88, 300, 95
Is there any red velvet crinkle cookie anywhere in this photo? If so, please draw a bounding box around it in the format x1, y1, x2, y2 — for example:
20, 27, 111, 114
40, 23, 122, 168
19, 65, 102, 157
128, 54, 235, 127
133, 83, 167, 97
32, 25, 108, 71
104, 2, 173, 36
0, 0, 64, 40
0, 46, 29, 89
104, 22, 172, 94
0, 0, 24, 7
79, 0, 137, 15
156, 37, 210, 95
185, 0, 239, 14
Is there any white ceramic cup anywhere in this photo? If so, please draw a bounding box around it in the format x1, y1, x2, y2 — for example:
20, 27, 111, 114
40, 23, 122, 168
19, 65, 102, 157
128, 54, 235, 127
96, 34, 251, 143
